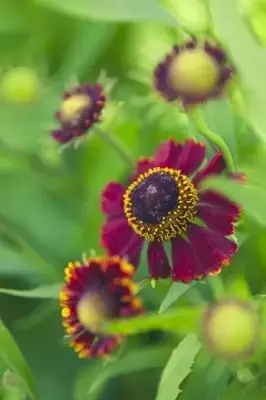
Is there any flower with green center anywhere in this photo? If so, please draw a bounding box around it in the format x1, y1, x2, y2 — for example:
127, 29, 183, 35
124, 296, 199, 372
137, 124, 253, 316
202, 299, 261, 360
154, 39, 233, 108
100, 139, 243, 282
60, 255, 143, 359
52, 83, 105, 144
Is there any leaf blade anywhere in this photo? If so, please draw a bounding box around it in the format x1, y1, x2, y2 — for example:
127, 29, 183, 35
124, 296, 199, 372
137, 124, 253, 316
0, 283, 61, 299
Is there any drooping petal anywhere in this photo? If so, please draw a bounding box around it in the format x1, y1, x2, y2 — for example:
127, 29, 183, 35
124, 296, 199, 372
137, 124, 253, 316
171, 236, 202, 282
193, 153, 226, 186
101, 182, 125, 218
199, 190, 241, 218
147, 242, 171, 279
175, 139, 206, 176
124, 234, 145, 267
204, 41, 226, 64
188, 225, 238, 276
90, 336, 121, 358
154, 139, 183, 168
197, 204, 236, 235
100, 218, 134, 258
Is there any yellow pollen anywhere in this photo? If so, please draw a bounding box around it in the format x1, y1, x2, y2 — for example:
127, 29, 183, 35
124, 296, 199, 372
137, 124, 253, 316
123, 167, 199, 242
60, 94, 91, 124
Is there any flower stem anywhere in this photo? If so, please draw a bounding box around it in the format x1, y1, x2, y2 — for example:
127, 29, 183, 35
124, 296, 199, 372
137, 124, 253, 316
188, 107, 235, 172
96, 128, 135, 168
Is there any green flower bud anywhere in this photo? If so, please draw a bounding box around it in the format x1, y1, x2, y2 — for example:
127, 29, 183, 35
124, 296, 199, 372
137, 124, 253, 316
202, 299, 261, 360
0, 67, 40, 104
169, 49, 219, 96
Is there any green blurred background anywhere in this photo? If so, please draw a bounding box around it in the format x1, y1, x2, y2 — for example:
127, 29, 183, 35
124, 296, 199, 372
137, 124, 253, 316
0, 0, 266, 399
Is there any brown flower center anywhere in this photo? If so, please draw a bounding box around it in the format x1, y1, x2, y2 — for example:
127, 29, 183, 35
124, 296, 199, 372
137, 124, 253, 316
123, 167, 199, 242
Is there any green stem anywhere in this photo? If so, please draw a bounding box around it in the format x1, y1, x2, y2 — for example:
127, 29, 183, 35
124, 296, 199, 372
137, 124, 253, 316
96, 128, 135, 168
188, 107, 235, 172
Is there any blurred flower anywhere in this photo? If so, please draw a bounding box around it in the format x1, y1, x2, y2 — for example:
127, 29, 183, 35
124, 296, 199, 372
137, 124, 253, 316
0, 67, 40, 104
101, 139, 242, 282
154, 40, 233, 108
52, 83, 105, 144
60, 255, 143, 359
202, 299, 261, 360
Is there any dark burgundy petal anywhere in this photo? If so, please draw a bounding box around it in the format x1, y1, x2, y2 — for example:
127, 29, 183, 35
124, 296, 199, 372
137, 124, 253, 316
175, 139, 206, 176
154, 139, 183, 169
193, 153, 226, 186
218, 66, 233, 85
197, 204, 236, 235
171, 236, 202, 282
204, 41, 226, 64
188, 225, 238, 275
101, 182, 125, 218
130, 157, 154, 182
100, 218, 134, 258
90, 336, 120, 357
200, 190, 241, 218
147, 242, 171, 279
123, 234, 144, 267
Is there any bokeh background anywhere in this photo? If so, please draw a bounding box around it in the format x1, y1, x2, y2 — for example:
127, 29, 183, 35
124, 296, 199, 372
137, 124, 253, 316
0, 0, 266, 399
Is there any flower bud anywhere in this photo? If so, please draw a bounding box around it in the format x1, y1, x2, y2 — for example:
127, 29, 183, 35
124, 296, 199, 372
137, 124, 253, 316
0, 67, 40, 104
202, 299, 261, 360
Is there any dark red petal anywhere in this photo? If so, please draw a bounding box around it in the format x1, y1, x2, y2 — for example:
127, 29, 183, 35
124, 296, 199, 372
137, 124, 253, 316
124, 234, 144, 267
171, 236, 202, 282
101, 182, 125, 218
100, 218, 134, 257
154, 139, 183, 169
193, 153, 226, 186
104, 262, 132, 281
175, 139, 206, 176
90, 336, 119, 357
130, 157, 154, 182
197, 204, 236, 235
199, 190, 241, 218
204, 41, 226, 64
188, 225, 238, 275
147, 242, 171, 279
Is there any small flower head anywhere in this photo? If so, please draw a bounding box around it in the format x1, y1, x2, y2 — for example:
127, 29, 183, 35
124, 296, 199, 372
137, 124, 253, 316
101, 139, 242, 282
60, 256, 143, 359
154, 40, 233, 108
52, 83, 105, 144
202, 299, 261, 360
0, 67, 40, 104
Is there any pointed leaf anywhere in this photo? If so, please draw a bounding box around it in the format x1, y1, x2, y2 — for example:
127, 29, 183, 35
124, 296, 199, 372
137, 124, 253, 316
0, 320, 37, 399
159, 282, 196, 314
35, 0, 177, 25
105, 308, 201, 335
156, 334, 202, 400
0, 283, 61, 299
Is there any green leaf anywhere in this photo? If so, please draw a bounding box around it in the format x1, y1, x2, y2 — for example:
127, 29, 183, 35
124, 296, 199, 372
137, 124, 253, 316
35, 0, 177, 25
159, 282, 196, 314
209, 0, 266, 140
105, 307, 201, 335
74, 347, 173, 400
156, 334, 202, 400
0, 283, 61, 299
203, 176, 266, 225
0, 320, 37, 399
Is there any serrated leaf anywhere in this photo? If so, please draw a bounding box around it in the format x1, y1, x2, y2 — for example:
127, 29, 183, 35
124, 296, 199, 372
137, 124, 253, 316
74, 346, 173, 400
159, 282, 196, 314
209, 0, 266, 140
156, 334, 202, 400
105, 307, 201, 335
35, 0, 177, 25
0, 320, 37, 399
0, 283, 61, 299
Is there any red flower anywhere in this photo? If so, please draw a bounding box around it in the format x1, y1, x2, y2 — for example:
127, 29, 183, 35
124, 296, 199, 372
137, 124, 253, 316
100, 139, 241, 282
60, 256, 143, 359
154, 40, 233, 108
52, 83, 105, 144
